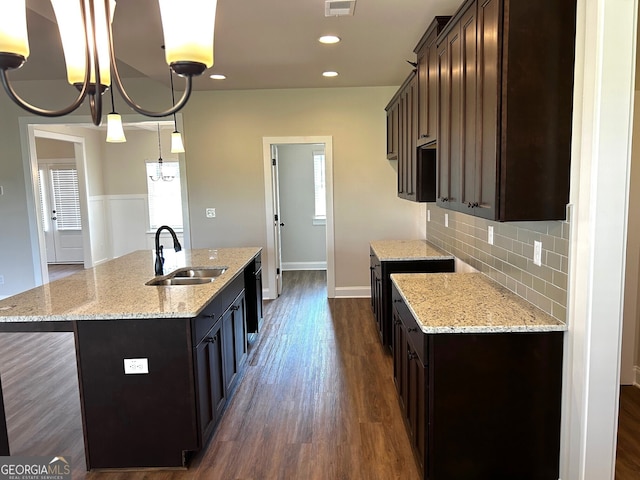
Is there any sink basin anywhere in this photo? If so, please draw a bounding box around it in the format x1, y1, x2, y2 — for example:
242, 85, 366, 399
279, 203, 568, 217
171, 267, 228, 278
146, 277, 216, 286
146, 266, 228, 286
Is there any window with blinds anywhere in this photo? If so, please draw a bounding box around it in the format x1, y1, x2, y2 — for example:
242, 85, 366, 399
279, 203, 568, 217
313, 151, 326, 220
146, 162, 183, 230
37, 168, 49, 232
50, 167, 82, 230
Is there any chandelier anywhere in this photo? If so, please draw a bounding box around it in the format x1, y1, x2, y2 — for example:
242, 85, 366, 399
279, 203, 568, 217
0, 0, 217, 126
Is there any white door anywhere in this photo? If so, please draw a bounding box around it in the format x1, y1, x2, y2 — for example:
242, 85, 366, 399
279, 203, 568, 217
38, 163, 84, 263
271, 145, 283, 296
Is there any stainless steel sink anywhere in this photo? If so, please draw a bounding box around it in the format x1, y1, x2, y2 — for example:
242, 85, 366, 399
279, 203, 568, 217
146, 266, 228, 286
171, 267, 228, 278
146, 277, 216, 286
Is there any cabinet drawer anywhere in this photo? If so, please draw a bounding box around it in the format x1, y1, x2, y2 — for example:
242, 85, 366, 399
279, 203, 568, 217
192, 296, 222, 346
392, 285, 429, 364
370, 250, 382, 276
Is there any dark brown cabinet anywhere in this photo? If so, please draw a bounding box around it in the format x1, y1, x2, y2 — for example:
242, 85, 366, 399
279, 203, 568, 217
387, 72, 439, 203
415, 16, 451, 148
244, 253, 263, 333
391, 283, 564, 479
436, 0, 576, 221
370, 248, 454, 350
195, 315, 225, 443
222, 290, 247, 393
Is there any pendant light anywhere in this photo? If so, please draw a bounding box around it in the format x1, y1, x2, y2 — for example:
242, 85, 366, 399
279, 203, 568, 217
106, 85, 126, 143
0, 0, 218, 126
149, 124, 175, 182
169, 69, 185, 153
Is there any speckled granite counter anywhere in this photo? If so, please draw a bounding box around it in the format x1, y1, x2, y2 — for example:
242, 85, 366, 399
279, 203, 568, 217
370, 239, 453, 261
0, 247, 261, 323
391, 272, 566, 333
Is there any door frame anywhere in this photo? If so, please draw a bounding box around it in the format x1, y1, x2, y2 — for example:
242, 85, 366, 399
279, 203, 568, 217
262, 136, 335, 299
24, 126, 92, 285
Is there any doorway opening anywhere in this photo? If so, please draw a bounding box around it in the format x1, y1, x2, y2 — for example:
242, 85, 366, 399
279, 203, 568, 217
262, 136, 335, 299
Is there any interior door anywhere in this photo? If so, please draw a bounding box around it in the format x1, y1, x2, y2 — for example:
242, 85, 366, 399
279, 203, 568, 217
38, 163, 84, 264
271, 145, 283, 296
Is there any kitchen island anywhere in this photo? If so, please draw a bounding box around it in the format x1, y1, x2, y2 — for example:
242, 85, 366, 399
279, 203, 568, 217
390, 272, 566, 480
0, 247, 262, 471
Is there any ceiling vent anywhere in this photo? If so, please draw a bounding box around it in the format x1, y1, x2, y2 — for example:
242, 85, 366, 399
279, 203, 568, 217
325, 0, 356, 17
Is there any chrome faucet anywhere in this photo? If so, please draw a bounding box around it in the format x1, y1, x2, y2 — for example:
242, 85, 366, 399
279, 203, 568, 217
154, 225, 182, 275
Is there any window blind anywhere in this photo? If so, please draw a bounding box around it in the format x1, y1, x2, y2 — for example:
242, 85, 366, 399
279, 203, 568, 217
50, 167, 82, 230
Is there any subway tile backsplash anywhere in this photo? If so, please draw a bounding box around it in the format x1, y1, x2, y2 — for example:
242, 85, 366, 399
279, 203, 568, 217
426, 205, 569, 322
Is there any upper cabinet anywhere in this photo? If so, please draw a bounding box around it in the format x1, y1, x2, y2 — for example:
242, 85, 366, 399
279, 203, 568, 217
415, 17, 451, 148
435, 0, 576, 221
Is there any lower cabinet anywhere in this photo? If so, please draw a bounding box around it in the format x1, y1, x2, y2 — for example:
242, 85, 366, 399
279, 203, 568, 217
195, 318, 226, 443
370, 248, 454, 350
391, 283, 564, 479
222, 290, 247, 392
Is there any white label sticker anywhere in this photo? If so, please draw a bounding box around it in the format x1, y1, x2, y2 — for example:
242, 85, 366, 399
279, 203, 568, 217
124, 358, 149, 374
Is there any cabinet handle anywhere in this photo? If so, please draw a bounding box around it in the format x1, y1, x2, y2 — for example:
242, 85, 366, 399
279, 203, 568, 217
468, 202, 479, 208
420, 134, 429, 138
231, 305, 240, 311
408, 350, 417, 360
206, 336, 216, 343
393, 299, 402, 303
407, 327, 418, 333
440, 197, 449, 202
203, 314, 215, 319
394, 319, 401, 326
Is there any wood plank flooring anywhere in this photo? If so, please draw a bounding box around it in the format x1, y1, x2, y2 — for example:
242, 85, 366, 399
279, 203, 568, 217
616, 385, 640, 479
0, 270, 419, 480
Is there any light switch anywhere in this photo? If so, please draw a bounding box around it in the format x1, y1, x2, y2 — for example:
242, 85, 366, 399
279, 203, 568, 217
124, 358, 149, 374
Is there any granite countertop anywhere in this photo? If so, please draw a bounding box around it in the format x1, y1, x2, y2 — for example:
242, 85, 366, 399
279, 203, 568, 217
0, 247, 261, 323
391, 272, 566, 333
370, 239, 454, 261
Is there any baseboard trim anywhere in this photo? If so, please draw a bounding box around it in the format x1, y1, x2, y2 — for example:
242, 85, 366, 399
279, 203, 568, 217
334, 286, 371, 298
282, 262, 327, 271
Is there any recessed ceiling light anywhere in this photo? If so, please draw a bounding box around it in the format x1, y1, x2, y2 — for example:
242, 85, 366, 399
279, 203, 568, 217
322, 71, 339, 77
209, 74, 226, 80
319, 35, 341, 44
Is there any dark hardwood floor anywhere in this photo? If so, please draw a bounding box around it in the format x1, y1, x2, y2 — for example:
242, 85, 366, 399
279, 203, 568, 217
0, 270, 419, 479
616, 385, 640, 479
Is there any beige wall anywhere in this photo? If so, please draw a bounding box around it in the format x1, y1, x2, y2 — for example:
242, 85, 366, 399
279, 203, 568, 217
0, 81, 423, 296
35, 137, 75, 159
625, 90, 640, 372
182, 86, 423, 290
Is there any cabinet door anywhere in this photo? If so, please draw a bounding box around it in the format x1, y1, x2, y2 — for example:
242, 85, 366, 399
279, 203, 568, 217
437, 32, 463, 208
474, 0, 499, 220
417, 30, 440, 145
407, 345, 428, 473
222, 292, 247, 392
194, 321, 225, 444
392, 307, 407, 413
460, 5, 478, 212
386, 100, 399, 160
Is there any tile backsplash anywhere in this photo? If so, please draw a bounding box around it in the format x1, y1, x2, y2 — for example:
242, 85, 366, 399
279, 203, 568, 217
426, 205, 569, 322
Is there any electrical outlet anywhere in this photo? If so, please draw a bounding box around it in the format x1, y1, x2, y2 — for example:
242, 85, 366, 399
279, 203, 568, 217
124, 358, 149, 375
445, 213, 449, 228
488, 226, 494, 245
205, 208, 216, 218
533, 240, 543, 266
0, 275, 4, 285
427, 209, 431, 222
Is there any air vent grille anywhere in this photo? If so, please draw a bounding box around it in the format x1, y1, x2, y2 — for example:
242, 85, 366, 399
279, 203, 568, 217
325, 0, 356, 17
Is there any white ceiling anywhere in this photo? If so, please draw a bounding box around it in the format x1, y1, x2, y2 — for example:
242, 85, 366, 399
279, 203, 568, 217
13, 0, 462, 91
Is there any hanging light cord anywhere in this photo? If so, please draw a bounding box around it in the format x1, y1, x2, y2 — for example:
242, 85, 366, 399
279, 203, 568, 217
170, 70, 179, 130
109, 85, 117, 114
157, 123, 163, 162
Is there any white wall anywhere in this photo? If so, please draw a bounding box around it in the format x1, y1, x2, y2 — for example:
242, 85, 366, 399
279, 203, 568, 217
278, 144, 327, 270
